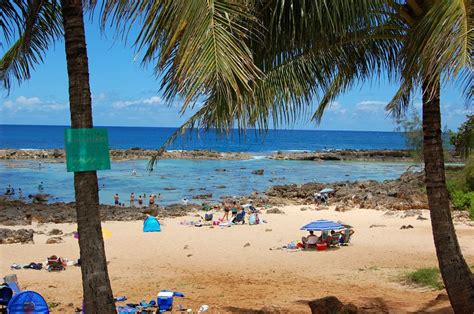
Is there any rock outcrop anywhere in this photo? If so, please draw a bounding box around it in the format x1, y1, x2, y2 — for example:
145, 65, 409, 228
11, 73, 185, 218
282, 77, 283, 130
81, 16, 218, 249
0, 228, 34, 244
0, 149, 252, 161
264, 171, 429, 210
0, 200, 200, 226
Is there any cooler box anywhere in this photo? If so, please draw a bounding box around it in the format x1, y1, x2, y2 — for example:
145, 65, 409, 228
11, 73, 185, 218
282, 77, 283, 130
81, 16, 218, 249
316, 242, 328, 251
157, 291, 174, 311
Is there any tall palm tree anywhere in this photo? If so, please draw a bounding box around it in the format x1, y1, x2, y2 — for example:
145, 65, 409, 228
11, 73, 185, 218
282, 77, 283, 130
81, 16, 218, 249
1, 1, 115, 312
105, 0, 473, 311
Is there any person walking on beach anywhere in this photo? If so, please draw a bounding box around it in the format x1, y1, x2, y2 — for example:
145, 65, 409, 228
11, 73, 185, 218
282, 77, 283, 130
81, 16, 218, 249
114, 193, 120, 206
130, 193, 135, 207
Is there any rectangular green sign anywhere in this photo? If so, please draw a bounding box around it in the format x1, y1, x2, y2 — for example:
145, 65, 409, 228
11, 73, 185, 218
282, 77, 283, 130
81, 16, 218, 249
65, 128, 111, 172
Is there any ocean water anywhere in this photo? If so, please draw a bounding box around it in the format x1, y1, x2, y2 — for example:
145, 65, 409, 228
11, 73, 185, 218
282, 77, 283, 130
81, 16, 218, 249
0, 159, 414, 205
0, 124, 407, 152
0, 125, 412, 205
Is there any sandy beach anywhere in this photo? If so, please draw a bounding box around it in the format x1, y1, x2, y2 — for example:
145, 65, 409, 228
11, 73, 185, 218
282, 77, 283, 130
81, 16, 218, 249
1, 205, 473, 313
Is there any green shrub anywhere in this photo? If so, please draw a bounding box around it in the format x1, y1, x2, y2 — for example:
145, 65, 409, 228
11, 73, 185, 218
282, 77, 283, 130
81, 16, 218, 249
470, 202, 474, 220
405, 268, 443, 290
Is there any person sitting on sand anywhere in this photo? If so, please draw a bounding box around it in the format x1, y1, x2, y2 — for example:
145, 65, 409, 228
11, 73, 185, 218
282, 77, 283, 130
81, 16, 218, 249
301, 231, 318, 247
338, 228, 355, 244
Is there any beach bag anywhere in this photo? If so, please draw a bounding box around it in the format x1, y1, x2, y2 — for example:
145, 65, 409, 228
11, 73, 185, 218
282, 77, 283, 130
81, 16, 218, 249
204, 213, 213, 221
249, 214, 257, 225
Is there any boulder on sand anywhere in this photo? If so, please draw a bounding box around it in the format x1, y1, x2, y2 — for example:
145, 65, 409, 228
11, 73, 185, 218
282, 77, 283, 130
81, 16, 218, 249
0, 228, 34, 244
308, 296, 358, 314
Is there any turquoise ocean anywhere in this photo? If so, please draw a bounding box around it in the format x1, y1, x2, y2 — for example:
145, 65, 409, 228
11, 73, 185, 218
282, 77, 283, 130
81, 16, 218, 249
0, 125, 413, 205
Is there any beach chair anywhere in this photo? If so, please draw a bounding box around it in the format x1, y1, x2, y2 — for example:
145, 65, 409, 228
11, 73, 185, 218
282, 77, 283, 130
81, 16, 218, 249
47, 255, 65, 272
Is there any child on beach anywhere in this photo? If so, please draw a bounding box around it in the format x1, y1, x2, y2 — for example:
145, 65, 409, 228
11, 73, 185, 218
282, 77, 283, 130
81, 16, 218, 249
231, 201, 239, 219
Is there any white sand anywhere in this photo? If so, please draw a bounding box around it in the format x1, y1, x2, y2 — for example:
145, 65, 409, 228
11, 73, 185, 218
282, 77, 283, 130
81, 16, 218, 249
1, 205, 473, 313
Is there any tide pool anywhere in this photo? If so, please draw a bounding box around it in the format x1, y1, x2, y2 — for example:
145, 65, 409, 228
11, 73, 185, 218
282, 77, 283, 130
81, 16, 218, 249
0, 158, 415, 205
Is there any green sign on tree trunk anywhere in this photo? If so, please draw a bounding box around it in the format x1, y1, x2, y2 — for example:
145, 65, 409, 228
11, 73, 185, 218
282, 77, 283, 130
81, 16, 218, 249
65, 128, 111, 172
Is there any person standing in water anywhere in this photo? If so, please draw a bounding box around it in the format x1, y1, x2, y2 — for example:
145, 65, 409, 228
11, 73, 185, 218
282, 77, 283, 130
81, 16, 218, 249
130, 192, 135, 207
138, 195, 143, 207
114, 193, 120, 206
18, 188, 23, 199
38, 182, 44, 193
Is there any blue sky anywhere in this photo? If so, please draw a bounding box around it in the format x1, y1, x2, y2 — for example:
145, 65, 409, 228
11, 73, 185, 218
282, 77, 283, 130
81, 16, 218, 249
0, 19, 471, 131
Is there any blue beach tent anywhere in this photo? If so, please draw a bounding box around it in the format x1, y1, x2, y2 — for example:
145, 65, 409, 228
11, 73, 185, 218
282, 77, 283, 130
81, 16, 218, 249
7, 291, 49, 313
300, 219, 344, 231
143, 216, 161, 232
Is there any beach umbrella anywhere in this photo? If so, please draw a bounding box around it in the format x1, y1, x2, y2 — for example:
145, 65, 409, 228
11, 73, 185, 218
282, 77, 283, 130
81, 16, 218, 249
300, 219, 344, 231
319, 188, 334, 194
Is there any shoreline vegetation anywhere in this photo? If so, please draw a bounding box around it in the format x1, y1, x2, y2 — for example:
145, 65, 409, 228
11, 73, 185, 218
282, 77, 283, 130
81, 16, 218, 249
0, 148, 463, 162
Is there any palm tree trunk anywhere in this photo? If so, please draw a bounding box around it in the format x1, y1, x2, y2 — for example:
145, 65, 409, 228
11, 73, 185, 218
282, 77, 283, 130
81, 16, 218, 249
61, 1, 116, 312
422, 77, 474, 312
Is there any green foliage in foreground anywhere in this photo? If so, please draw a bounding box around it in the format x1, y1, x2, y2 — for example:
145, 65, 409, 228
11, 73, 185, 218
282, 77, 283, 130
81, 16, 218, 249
405, 268, 443, 290
446, 157, 474, 220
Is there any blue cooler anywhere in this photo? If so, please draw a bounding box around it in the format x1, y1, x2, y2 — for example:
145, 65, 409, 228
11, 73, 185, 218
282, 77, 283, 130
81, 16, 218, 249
157, 290, 184, 311
157, 291, 174, 311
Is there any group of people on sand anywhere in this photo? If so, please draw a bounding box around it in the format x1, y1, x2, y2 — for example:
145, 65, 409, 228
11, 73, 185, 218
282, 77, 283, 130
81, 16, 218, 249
221, 199, 257, 223
113, 192, 161, 207
299, 229, 355, 249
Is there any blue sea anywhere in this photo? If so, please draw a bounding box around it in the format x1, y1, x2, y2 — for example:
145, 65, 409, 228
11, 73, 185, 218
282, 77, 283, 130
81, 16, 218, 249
0, 125, 412, 205
0, 124, 406, 152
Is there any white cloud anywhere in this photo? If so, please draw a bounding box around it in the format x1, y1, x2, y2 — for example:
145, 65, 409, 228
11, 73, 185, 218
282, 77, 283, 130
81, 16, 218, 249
356, 100, 386, 112
326, 101, 347, 115
1, 96, 67, 112
112, 95, 165, 109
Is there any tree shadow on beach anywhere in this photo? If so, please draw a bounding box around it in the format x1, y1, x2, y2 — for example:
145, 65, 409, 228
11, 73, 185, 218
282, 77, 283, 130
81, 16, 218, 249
414, 293, 453, 314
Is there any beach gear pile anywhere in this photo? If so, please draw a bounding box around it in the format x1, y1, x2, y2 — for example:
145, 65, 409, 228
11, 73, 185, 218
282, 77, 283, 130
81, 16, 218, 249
10, 255, 80, 272
113, 290, 208, 313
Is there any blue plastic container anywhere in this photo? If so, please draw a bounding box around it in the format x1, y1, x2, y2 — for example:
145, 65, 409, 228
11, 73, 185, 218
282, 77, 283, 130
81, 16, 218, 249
157, 291, 174, 311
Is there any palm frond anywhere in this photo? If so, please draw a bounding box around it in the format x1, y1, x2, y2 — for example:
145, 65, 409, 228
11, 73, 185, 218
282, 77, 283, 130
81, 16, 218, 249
102, 0, 262, 113
0, 1, 62, 91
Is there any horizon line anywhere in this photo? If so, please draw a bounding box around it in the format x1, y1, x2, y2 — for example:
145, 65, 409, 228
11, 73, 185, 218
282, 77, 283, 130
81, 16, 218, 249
0, 123, 402, 133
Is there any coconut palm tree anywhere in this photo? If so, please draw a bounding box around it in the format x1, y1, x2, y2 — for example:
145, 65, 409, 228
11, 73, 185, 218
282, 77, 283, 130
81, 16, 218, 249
105, 0, 473, 311
1, 1, 115, 312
